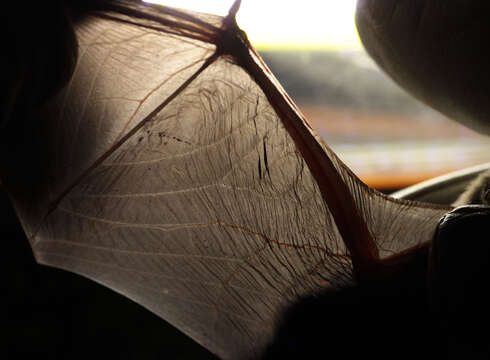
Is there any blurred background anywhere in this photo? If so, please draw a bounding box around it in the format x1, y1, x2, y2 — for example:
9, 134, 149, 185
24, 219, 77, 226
7, 1, 490, 359
156, 0, 490, 192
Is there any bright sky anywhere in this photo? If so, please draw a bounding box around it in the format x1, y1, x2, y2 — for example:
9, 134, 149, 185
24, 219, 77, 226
145, 0, 362, 49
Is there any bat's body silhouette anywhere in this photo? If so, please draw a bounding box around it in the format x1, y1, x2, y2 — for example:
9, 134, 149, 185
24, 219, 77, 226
3, 1, 458, 359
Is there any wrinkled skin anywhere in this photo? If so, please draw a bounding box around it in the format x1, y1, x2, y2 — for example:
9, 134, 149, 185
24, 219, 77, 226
356, 0, 490, 135
356, 1, 490, 357
3, 1, 490, 167
2, 3, 490, 176
3, 0, 490, 359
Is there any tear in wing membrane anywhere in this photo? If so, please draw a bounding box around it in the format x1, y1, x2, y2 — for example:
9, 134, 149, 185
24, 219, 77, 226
8, 2, 451, 359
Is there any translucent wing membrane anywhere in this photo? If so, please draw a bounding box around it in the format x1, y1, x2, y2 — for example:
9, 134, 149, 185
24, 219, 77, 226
36, 56, 353, 358
326, 152, 451, 258
7, 1, 451, 359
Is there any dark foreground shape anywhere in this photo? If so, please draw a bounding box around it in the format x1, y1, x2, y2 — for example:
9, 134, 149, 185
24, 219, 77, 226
264, 205, 490, 360
263, 248, 442, 359
355, 0, 490, 136
429, 206, 490, 359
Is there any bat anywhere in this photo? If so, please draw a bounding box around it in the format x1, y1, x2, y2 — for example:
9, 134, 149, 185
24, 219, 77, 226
3, 0, 472, 358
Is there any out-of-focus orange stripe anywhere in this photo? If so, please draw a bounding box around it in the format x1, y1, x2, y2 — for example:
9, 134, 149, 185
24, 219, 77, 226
360, 169, 459, 190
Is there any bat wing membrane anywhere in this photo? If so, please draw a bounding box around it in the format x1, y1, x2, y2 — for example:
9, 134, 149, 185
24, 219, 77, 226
7, 2, 450, 358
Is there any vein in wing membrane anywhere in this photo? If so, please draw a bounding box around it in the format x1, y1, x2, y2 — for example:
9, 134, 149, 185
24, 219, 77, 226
323, 150, 450, 257
56, 17, 215, 190
34, 57, 351, 359
12, 4, 452, 359
11, 14, 215, 240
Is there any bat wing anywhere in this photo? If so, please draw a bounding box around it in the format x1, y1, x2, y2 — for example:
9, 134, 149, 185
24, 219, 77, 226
5, 1, 451, 359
